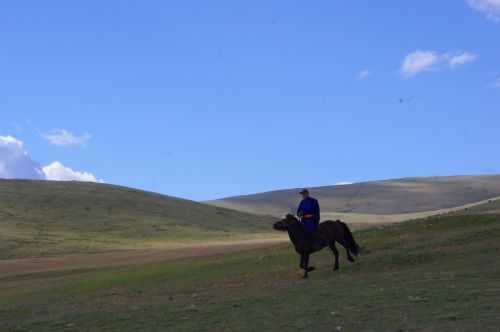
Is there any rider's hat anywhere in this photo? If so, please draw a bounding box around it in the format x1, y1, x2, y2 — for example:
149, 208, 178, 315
299, 188, 309, 195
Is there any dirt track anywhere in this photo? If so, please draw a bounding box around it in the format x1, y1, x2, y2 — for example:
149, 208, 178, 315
0, 238, 287, 279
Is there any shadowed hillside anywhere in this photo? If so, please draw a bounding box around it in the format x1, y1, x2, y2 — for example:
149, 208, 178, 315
207, 175, 500, 217
0, 180, 276, 259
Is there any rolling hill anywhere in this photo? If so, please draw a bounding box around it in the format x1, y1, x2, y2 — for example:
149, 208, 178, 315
207, 175, 500, 218
0, 180, 277, 259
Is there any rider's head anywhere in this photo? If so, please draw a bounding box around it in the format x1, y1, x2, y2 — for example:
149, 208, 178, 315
299, 189, 309, 198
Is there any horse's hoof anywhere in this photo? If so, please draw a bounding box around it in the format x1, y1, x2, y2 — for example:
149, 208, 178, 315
307, 266, 316, 272
302, 275, 309, 279
348, 257, 355, 263
334, 267, 339, 271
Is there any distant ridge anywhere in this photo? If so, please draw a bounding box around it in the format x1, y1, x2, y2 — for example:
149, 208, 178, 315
207, 175, 500, 216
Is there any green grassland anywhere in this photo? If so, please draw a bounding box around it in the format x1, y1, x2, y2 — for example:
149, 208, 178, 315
0, 180, 276, 259
208, 175, 500, 216
2, 212, 500, 331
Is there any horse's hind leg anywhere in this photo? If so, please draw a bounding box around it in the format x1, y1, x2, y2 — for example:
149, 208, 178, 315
345, 247, 355, 262
329, 242, 340, 271
302, 254, 309, 278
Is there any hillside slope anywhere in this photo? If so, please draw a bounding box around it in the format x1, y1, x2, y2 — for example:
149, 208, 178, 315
207, 175, 500, 216
453, 197, 500, 215
0, 180, 276, 259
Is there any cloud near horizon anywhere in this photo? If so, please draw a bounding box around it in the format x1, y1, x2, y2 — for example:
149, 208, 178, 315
42, 129, 91, 147
467, 0, 500, 21
0, 135, 100, 182
401, 50, 477, 77
43, 161, 101, 182
0, 136, 45, 180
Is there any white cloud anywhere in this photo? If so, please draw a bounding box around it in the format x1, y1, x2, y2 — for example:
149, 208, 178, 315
446, 52, 478, 68
0, 135, 101, 183
335, 181, 354, 186
401, 50, 440, 77
0, 136, 45, 179
401, 50, 477, 78
42, 129, 91, 147
467, 0, 500, 21
42, 161, 101, 182
357, 69, 371, 80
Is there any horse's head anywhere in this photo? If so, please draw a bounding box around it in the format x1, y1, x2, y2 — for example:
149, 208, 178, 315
273, 214, 299, 232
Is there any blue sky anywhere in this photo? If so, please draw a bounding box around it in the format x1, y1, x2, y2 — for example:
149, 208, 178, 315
1, 1, 499, 200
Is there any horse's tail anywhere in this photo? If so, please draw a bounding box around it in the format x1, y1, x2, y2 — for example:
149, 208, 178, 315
339, 221, 359, 256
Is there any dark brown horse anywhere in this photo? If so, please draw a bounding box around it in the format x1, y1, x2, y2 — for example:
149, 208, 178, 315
273, 214, 359, 278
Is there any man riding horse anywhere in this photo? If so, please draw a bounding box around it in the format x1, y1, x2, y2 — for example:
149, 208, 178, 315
272, 188, 360, 278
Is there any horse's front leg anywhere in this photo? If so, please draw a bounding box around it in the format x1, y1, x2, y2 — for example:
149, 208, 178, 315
299, 254, 305, 269
302, 254, 315, 278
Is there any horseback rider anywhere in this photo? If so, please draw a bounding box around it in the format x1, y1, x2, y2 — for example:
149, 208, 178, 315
297, 189, 320, 233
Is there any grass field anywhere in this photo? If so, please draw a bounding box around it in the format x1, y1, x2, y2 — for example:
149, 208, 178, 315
2, 212, 500, 331
0, 180, 277, 259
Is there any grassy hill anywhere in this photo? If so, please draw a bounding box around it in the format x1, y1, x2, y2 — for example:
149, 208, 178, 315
207, 175, 500, 218
0, 180, 276, 259
1, 210, 499, 331
453, 197, 500, 215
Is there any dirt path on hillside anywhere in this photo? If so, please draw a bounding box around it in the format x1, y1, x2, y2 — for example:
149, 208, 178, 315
0, 238, 287, 279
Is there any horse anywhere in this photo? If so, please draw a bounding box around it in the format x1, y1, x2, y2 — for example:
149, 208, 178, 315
273, 214, 359, 278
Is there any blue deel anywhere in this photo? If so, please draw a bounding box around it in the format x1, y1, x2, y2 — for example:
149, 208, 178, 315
297, 197, 320, 232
